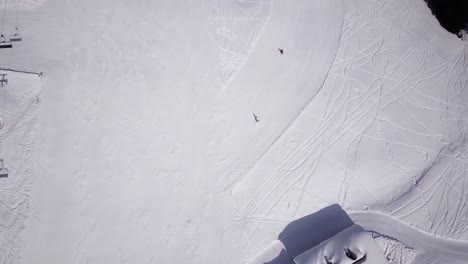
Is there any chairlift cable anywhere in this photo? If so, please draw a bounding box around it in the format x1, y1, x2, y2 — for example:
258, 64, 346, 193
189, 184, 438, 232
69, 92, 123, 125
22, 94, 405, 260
0, 0, 8, 154
8, 0, 19, 67
0, 0, 7, 36
14, 0, 18, 29
0, 78, 6, 156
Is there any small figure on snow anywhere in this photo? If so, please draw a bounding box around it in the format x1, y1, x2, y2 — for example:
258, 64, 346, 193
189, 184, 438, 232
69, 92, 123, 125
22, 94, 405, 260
253, 113, 260, 123
0, 35, 6, 43
278, 48, 284, 55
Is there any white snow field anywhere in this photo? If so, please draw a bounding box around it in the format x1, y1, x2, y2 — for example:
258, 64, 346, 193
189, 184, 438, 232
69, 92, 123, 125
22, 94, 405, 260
0, 0, 466, 263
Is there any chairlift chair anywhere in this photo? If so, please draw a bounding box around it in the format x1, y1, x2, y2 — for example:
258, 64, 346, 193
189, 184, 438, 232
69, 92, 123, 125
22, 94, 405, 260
0, 167, 8, 178
9, 33, 21, 42
0, 41, 12, 48
0, 159, 8, 178
0, 34, 12, 48
8, 27, 21, 42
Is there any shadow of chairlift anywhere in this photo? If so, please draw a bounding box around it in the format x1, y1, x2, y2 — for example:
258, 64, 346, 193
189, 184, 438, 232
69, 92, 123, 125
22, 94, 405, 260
0, 159, 8, 178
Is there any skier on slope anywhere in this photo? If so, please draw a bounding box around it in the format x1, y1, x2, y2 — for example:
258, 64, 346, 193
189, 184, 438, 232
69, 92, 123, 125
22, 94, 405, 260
253, 113, 259, 123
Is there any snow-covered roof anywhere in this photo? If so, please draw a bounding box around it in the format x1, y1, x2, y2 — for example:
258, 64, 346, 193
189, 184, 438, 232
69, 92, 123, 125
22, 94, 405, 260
293, 225, 388, 264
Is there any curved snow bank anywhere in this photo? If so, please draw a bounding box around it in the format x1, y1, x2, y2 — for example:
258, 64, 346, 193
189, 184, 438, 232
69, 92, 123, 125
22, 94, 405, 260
350, 211, 468, 260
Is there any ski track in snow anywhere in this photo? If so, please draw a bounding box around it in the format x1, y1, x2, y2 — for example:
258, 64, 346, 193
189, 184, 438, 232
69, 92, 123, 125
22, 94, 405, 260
371, 232, 418, 264
212, 0, 272, 88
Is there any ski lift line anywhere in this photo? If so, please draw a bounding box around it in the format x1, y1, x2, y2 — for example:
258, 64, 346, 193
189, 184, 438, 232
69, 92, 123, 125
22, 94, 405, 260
0, 81, 6, 155
7, 42, 13, 66
14, 0, 18, 28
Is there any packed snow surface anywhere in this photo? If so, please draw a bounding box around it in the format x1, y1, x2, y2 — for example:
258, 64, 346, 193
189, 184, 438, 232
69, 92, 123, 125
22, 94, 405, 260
0, 0, 466, 263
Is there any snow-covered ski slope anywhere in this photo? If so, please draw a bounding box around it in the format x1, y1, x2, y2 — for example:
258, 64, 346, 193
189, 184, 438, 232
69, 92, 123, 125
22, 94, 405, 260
19, 0, 343, 263
0, 0, 466, 263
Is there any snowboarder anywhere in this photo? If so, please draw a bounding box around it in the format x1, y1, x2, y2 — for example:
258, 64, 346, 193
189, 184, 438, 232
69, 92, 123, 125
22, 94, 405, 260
253, 113, 259, 123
